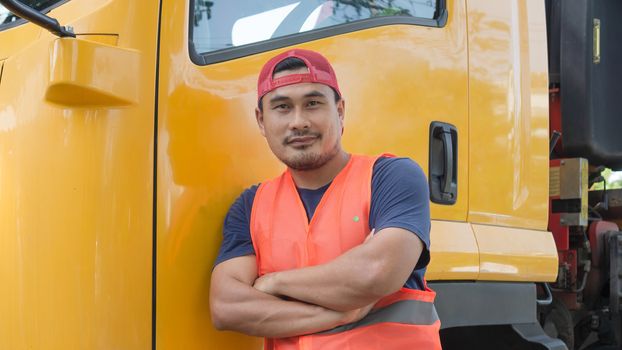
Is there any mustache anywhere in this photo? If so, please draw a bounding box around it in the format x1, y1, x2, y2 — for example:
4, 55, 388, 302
283, 130, 322, 145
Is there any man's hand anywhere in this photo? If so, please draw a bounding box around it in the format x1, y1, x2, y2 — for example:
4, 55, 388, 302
339, 302, 375, 325
253, 273, 278, 295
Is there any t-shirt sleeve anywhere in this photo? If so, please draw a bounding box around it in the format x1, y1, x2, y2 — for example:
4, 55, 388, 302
213, 185, 258, 266
369, 157, 431, 269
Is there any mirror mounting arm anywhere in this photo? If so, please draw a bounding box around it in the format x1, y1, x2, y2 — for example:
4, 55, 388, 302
0, 0, 75, 37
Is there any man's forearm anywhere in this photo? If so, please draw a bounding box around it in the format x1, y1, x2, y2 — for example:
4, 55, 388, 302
212, 282, 348, 338
210, 256, 366, 338
254, 228, 423, 311
257, 246, 385, 311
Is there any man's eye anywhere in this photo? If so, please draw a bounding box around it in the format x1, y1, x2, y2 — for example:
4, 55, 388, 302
273, 104, 289, 110
307, 100, 321, 107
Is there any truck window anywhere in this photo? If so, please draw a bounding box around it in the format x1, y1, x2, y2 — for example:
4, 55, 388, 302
0, 0, 68, 31
191, 0, 443, 64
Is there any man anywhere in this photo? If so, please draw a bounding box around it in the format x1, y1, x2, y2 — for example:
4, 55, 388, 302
210, 48, 441, 349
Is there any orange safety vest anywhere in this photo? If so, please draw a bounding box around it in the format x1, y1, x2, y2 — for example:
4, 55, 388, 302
250, 154, 441, 350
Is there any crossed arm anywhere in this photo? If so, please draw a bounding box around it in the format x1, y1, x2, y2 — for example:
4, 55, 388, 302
209, 227, 424, 337
209, 255, 369, 338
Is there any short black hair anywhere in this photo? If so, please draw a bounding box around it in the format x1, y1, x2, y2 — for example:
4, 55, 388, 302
273, 57, 308, 74
258, 57, 341, 111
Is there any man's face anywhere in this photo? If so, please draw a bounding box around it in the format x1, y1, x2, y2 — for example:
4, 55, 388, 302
256, 67, 345, 171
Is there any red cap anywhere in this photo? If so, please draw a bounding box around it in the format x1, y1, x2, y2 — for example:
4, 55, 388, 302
257, 49, 341, 103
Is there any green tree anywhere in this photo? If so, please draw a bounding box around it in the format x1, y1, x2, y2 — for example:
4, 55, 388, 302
591, 168, 622, 190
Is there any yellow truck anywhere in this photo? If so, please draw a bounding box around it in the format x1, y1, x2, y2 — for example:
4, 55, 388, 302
1, 0, 620, 349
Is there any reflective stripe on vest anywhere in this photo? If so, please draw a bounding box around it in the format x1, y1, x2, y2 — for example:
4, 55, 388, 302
251, 154, 442, 350
318, 298, 440, 335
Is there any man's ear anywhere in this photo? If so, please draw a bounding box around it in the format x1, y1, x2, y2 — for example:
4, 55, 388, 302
337, 98, 345, 134
255, 106, 266, 137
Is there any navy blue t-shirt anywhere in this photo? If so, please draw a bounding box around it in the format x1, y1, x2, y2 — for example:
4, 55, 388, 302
215, 156, 431, 290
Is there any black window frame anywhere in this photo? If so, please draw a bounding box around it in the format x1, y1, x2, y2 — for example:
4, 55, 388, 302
189, 0, 448, 66
0, 0, 70, 31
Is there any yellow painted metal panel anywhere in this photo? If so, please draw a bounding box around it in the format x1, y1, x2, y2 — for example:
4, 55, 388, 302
0, 21, 40, 60
467, 0, 550, 230
427, 220, 479, 280
157, 0, 467, 348
473, 224, 558, 282
75, 34, 119, 46
0, 1, 158, 349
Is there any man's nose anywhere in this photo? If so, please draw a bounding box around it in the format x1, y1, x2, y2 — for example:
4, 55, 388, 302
289, 107, 310, 130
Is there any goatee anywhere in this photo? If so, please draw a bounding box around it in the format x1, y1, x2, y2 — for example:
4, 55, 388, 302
281, 142, 341, 171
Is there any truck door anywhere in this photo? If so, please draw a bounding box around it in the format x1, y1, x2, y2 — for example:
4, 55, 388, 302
0, 1, 159, 349
465, 0, 558, 282
157, 0, 472, 348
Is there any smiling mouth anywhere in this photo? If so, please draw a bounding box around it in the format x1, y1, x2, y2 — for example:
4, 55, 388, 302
285, 133, 321, 147
287, 136, 317, 147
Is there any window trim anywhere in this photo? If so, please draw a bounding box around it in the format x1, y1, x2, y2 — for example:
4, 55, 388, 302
188, 0, 448, 66
0, 0, 70, 32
